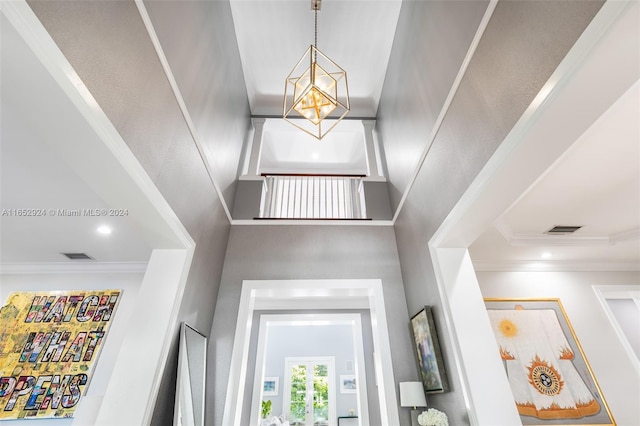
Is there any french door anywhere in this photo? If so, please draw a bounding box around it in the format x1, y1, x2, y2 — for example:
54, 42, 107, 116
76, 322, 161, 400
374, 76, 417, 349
283, 357, 336, 426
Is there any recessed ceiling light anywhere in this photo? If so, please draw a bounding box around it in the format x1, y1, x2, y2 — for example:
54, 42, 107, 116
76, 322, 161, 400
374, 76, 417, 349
541, 252, 552, 259
312, 152, 319, 160
96, 225, 112, 235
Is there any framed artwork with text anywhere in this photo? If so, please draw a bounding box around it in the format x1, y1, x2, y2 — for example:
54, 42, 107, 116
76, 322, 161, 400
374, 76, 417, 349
0, 290, 121, 420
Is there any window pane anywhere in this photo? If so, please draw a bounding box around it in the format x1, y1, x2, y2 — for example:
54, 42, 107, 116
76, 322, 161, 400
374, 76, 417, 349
289, 364, 307, 424
313, 364, 329, 425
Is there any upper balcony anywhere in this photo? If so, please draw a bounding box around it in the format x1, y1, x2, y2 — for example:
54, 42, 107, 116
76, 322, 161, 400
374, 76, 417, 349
233, 118, 392, 222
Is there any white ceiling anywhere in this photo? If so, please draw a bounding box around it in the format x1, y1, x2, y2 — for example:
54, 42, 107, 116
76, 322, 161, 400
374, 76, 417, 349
469, 79, 640, 269
0, 14, 152, 264
230, 0, 401, 118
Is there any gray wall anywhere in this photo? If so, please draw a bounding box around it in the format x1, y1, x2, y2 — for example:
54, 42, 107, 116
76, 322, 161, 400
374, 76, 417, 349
27, 1, 250, 424
143, 0, 251, 210
377, 1, 603, 424
378, 0, 490, 212
209, 225, 417, 426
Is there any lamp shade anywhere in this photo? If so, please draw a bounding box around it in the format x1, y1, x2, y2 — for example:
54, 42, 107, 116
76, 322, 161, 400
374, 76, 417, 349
399, 382, 427, 408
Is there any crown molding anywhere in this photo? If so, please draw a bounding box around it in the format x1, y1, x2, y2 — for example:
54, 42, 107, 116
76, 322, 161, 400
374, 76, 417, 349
472, 259, 640, 272
494, 218, 639, 247
611, 227, 640, 243
0, 262, 148, 275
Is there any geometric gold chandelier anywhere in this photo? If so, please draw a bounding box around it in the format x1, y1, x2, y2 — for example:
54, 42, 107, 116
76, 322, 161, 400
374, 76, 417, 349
283, 0, 349, 140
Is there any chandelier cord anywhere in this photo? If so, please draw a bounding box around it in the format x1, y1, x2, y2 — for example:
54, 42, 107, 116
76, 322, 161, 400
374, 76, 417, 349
314, 8, 318, 49
313, 8, 318, 62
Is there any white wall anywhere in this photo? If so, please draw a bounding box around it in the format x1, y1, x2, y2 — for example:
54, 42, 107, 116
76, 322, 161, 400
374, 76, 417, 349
476, 270, 640, 426
0, 270, 143, 426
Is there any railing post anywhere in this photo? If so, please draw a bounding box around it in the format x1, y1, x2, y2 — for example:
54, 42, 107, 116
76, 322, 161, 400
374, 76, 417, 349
362, 120, 380, 179
246, 118, 266, 177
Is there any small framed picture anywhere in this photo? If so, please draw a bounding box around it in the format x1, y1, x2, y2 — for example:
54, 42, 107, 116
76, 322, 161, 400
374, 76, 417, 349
263, 377, 279, 396
339, 375, 357, 394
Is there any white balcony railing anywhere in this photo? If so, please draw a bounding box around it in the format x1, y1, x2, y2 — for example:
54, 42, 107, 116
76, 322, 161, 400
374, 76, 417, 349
259, 175, 367, 219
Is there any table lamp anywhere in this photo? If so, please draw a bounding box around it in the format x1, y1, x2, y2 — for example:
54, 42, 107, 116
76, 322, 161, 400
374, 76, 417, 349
399, 381, 427, 426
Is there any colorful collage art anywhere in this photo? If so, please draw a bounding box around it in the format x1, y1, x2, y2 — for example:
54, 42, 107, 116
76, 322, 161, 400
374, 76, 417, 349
0, 290, 121, 420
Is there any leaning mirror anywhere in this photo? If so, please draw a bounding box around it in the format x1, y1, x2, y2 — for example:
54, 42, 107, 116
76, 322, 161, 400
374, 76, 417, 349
174, 323, 207, 426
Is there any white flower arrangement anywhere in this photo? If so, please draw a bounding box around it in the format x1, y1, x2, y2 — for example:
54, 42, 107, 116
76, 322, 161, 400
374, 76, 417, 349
417, 408, 448, 426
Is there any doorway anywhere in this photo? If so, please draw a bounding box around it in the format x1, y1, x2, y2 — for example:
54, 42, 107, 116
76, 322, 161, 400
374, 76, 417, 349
250, 314, 368, 426
224, 279, 397, 426
283, 357, 336, 426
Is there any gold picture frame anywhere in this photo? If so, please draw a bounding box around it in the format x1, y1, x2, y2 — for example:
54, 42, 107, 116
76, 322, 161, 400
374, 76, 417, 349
484, 298, 615, 425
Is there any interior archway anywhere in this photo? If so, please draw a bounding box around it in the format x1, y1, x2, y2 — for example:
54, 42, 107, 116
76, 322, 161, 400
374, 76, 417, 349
223, 279, 399, 426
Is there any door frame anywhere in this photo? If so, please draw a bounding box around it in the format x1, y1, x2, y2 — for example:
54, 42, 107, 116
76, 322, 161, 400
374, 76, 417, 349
223, 279, 395, 426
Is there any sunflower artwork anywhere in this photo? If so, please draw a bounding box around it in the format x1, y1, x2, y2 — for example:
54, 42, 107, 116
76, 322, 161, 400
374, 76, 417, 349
485, 299, 615, 425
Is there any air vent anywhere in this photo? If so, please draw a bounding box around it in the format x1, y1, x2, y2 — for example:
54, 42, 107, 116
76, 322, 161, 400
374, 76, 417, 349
546, 225, 582, 234
61, 252, 94, 260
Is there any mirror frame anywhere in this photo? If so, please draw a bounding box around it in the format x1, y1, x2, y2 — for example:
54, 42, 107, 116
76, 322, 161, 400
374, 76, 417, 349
174, 322, 207, 426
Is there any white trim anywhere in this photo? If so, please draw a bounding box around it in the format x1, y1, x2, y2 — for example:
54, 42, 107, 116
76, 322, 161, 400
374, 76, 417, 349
362, 120, 381, 179
494, 219, 639, 247
593, 285, 640, 376
429, 247, 518, 425
508, 235, 611, 247
611, 228, 640, 243
351, 314, 369, 425
223, 279, 398, 426
253, 296, 370, 311
0, 262, 149, 275
96, 248, 194, 426
391, 0, 499, 223
245, 118, 265, 178
472, 260, 640, 272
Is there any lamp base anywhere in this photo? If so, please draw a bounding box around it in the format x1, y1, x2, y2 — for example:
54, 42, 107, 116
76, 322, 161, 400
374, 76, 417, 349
410, 408, 421, 426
